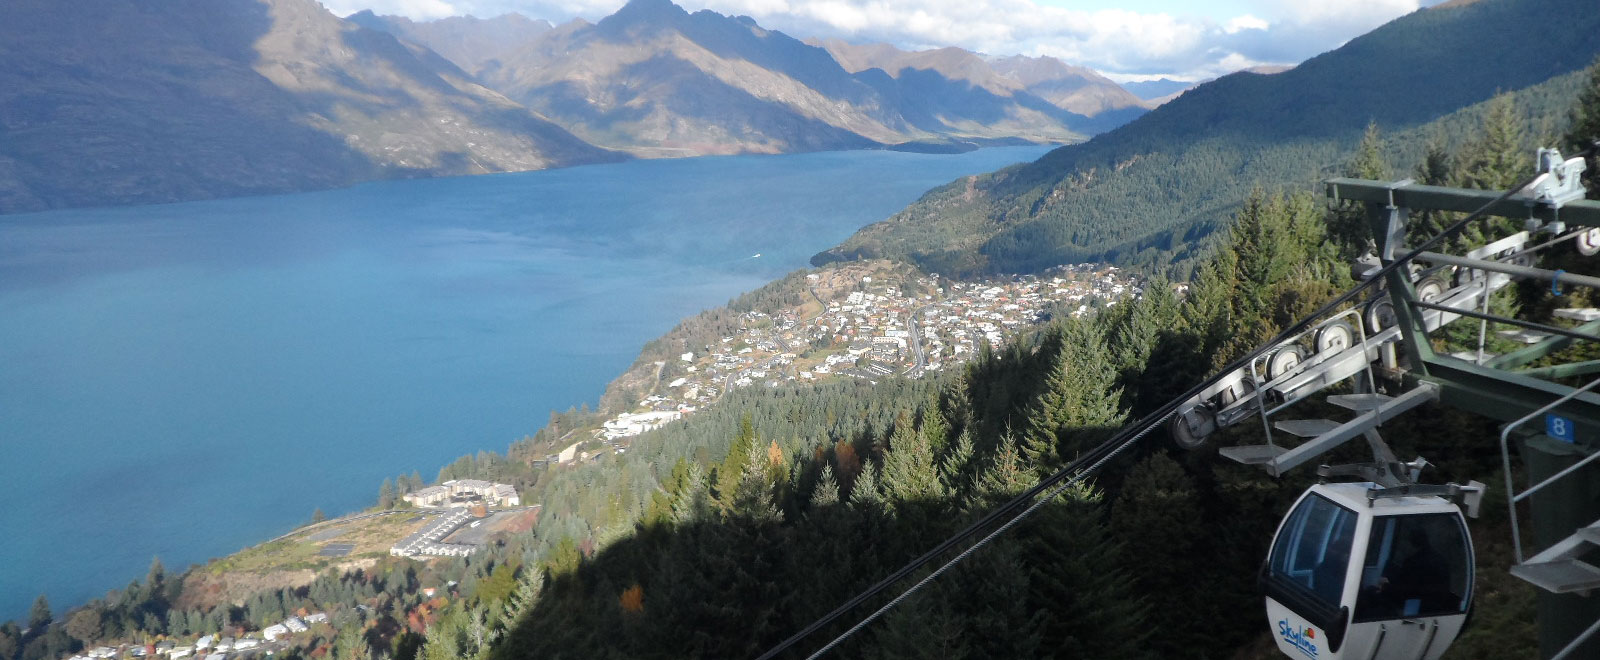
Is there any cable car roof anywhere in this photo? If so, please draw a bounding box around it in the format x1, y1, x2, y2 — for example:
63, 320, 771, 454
1308, 482, 1465, 514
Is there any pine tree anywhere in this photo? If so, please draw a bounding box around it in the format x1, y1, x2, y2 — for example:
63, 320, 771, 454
849, 462, 884, 510
809, 464, 840, 509
1566, 55, 1600, 198
731, 441, 781, 523
27, 596, 50, 632
148, 557, 166, 586
672, 461, 712, 523
880, 412, 942, 506
715, 415, 758, 505
1350, 120, 1389, 180
866, 589, 968, 660
64, 610, 101, 645
972, 434, 1029, 508
1408, 136, 1456, 244
1108, 277, 1179, 403
1024, 484, 1150, 659
1329, 123, 1389, 256
1184, 243, 1240, 370
918, 391, 951, 454
378, 479, 395, 509
1110, 453, 1206, 657
1457, 92, 1527, 192
1021, 321, 1125, 473
938, 430, 977, 500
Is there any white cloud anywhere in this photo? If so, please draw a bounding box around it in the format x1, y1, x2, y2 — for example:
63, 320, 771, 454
326, 0, 1435, 80
1224, 14, 1268, 34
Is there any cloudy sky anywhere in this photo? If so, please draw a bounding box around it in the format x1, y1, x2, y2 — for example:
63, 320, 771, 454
319, 0, 1444, 81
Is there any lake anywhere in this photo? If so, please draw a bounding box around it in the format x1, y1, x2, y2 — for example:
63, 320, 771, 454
0, 145, 1052, 620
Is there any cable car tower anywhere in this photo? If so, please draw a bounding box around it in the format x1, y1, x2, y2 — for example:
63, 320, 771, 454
1169, 148, 1600, 660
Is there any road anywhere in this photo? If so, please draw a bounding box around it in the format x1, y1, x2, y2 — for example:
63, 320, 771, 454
905, 305, 930, 374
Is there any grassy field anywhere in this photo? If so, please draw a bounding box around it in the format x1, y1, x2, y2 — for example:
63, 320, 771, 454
208, 513, 429, 575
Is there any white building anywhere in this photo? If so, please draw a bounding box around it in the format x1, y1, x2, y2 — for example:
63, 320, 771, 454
261, 625, 289, 642
402, 480, 520, 507
600, 410, 682, 440
493, 484, 520, 506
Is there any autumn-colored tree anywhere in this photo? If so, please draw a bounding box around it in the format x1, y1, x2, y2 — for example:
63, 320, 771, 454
619, 584, 644, 614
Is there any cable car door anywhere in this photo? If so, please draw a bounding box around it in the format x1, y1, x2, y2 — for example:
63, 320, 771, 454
1263, 485, 1474, 660
1345, 511, 1474, 660
1264, 490, 1358, 659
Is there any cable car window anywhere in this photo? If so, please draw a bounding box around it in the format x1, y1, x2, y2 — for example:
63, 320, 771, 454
1354, 513, 1472, 622
1268, 494, 1359, 610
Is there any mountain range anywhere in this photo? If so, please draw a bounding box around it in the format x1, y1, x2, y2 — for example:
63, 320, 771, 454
0, 0, 621, 214
0, 0, 1152, 214
389, 0, 1142, 156
815, 0, 1600, 277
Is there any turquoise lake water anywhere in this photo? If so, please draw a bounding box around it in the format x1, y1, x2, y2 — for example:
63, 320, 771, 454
0, 145, 1052, 620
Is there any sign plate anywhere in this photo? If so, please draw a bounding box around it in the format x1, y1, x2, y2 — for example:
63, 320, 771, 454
1547, 414, 1577, 443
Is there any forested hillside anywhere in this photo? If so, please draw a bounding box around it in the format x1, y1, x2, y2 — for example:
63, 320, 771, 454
813, 0, 1600, 278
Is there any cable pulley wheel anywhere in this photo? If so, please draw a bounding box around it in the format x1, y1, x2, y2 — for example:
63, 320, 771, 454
1314, 321, 1356, 355
1365, 298, 1397, 333
1169, 405, 1216, 450
1579, 228, 1600, 256
1216, 377, 1254, 406
1414, 275, 1448, 303
1264, 344, 1305, 380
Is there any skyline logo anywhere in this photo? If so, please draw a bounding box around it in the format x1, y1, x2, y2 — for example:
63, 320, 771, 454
1278, 619, 1319, 658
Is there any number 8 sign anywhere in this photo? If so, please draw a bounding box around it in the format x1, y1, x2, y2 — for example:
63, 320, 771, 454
1547, 414, 1577, 443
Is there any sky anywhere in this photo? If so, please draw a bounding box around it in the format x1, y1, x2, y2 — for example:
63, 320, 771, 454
318, 0, 1446, 81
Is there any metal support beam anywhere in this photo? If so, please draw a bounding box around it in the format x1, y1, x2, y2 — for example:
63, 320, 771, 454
1267, 383, 1439, 477
1491, 318, 1600, 370
1411, 300, 1600, 344
1516, 359, 1600, 380
1365, 202, 1435, 370
1327, 178, 1600, 226
1419, 251, 1600, 291
1421, 358, 1600, 450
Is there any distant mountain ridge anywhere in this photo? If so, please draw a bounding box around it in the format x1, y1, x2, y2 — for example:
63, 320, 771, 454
0, 0, 1151, 214
1118, 78, 1193, 102
344, 10, 553, 76
370, 0, 1140, 156
814, 0, 1600, 276
0, 0, 621, 214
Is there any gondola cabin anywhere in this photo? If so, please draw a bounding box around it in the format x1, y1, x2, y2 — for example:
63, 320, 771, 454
1263, 483, 1474, 660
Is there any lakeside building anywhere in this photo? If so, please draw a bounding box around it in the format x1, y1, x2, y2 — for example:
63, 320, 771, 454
600, 410, 682, 440
401, 479, 519, 508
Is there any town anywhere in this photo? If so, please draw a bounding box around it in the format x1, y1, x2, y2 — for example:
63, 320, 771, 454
575, 264, 1144, 453
65, 614, 327, 660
